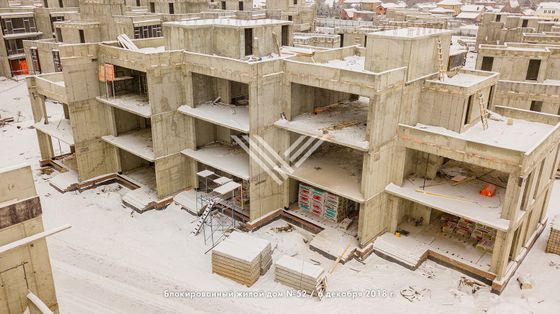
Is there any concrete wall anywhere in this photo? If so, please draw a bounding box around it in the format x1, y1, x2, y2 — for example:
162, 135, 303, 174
0, 165, 59, 314
495, 80, 560, 115
57, 24, 101, 43
164, 21, 291, 59
23, 39, 62, 74
146, 0, 208, 14
217, 0, 253, 11
366, 30, 451, 82
43, 0, 80, 8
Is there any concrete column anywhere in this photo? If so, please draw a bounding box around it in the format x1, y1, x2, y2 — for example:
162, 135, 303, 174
216, 78, 231, 104
500, 171, 525, 221
36, 131, 54, 161
491, 171, 526, 278
490, 230, 514, 278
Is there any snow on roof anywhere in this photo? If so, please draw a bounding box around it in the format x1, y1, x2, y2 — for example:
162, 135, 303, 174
461, 4, 484, 12
344, 8, 356, 18
416, 3, 437, 9
430, 7, 456, 14
414, 111, 555, 153
370, 27, 452, 39
382, 2, 407, 9
323, 55, 366, 72
460, 24, 479, 30
437, 72, 487, 87
538, 2, 560, 9
437, 0, 462, 5
456, 12, 481, 19
508, 0, 519, 8
165, 18, 289, 29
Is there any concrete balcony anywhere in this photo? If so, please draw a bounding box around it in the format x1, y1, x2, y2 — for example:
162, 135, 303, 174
34, 73, 67, 104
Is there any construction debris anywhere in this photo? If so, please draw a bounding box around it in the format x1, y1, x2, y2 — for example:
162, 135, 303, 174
272, 223, 294, 233
275, 255, 327, 298
211, 231, 271, 287
458, 276, 484, 294
400, 286, 430, 302
0, 115, 14, 127
117, 34, 139, 51
517, 273, 534, 290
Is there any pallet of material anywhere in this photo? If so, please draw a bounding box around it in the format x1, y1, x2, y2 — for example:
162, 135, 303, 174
212, 231, 272, 286
546, 215, 560, 255
274, 255, 327, 297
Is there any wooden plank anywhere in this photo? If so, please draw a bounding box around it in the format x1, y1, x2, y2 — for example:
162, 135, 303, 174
0, 224, 71, 254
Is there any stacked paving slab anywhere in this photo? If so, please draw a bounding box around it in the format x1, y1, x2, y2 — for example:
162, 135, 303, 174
211, 231, 271, 286
275, 255, 327, 296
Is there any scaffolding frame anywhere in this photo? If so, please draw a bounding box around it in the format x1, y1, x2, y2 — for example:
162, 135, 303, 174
193, 170, 246, 249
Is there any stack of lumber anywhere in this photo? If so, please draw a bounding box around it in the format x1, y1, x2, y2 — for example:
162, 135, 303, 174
212, 231, 272, 286
275, 255, 327, 297
546, 215, 560, 255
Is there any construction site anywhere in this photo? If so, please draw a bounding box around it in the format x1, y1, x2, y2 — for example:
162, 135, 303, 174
1, 0, 560, 313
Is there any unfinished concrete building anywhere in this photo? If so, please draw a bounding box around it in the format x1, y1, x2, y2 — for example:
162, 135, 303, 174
0, 0, 79, 77
476, 42, 560, 116
21, 0, 316, 76
22, 0, 167, 75
354, 29, 558, 292
27, 18, 293, 213
316, 12, 448, 48
0, 8, 43, 76
475, 12, 560, 49
211, 0, 252, 11
293, 32, 340, 48
0, 164, 68, 313
265, 0, 316, 32
26, 22, 560, 293
475, 13, 560, 117
145, 0, 208, 14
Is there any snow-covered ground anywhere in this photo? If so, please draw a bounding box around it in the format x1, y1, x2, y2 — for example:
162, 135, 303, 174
1, 77, 560, 313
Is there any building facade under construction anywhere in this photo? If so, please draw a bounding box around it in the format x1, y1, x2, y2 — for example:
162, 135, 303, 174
25, 14, 560, 294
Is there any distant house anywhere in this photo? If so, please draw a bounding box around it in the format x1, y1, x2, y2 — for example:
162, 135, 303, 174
340, 0, 382, 20
415, 2, 438, 12
456, 4, 485, 22
535, 2, 560, 21
430, 7, 456, 16
436, 0, 463, 16
456, 11, 482, 22
472, 0, 496, 8
500, 0, 522, 14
